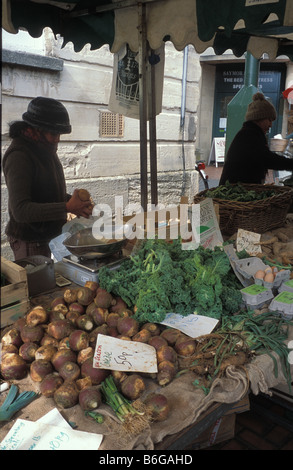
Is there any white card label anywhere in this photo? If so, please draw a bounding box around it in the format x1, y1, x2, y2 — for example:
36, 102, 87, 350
160, 313, 219, 338
93, 334, 158, 373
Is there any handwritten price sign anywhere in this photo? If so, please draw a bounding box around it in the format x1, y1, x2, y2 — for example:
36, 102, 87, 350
93, 334, 158, 373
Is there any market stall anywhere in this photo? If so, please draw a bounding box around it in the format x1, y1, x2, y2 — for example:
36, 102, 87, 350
1, 190, 293, 450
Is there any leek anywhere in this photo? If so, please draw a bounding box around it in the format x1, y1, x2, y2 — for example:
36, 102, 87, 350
0, 384, 38, 422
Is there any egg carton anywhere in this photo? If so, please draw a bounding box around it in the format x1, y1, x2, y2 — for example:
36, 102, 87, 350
254, 268, 291, 289
269, 291, 293, 320
234, 257, 267, 280
278, 278, 293, 294
240, 284, 274, 310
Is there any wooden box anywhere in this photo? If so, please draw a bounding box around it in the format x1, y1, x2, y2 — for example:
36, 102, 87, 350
1, 257, 30, 328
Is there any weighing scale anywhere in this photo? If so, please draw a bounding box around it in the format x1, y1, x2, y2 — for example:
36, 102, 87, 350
54, 252, 127, 286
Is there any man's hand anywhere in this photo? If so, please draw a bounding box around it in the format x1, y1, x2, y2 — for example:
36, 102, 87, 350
66, 189, 93, 218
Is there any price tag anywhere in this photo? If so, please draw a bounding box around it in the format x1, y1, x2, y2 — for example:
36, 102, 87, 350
236, 229, 261, 256
161, 313, 219, 338
93, 334, 158, 373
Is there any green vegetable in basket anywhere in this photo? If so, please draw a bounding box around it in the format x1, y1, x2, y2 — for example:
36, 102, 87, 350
205, 182, 276, 201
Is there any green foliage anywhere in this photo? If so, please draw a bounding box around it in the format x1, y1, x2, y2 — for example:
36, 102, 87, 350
205, 181, 276, 201
98, 238, 243, 323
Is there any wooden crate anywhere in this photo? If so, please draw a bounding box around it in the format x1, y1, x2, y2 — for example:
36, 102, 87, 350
1, 256, 30, 328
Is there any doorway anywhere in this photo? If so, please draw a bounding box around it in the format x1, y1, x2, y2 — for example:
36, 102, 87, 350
213, 63, 286, 140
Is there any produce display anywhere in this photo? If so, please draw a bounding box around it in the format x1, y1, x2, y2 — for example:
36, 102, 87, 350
98, 238, 243, 322
1, 237, 293, 439
204, 182, 277, 201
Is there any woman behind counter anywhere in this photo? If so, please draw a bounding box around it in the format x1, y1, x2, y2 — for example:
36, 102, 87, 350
3, 96, 92, 261
219, 92, 293, 185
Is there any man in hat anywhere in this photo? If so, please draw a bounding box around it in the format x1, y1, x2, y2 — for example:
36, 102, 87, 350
3, 96, 93, 260
219, 92, 293, 185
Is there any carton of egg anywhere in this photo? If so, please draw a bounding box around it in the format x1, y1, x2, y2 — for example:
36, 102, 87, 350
253, 265, 290, 289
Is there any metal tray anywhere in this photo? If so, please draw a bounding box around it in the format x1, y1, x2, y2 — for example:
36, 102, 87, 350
62, 227, 127, 259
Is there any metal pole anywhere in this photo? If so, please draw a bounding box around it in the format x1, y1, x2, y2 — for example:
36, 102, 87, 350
149, 47, 158, 206
138, 2, 148, 212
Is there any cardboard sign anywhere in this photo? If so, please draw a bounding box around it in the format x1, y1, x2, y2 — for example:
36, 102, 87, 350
93, 334, 158, 373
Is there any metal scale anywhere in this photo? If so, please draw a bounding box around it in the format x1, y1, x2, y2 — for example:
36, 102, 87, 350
54, 227, 128, 286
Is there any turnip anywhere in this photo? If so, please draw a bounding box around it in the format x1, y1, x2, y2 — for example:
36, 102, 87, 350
85, 301, 97, 316
39, 372, 64, 397
110, 297, 127, 314
30, 359, 53, 382
108, 326, 118, 337
40, 334, 59, 348
77, 286, 95, 306
106, 312, 120, 328
35, 344, 57, 361
68, 302, 85, 315
132, 329, 151, 343
143, 323, 161, 336
51, 296, 66, 309
94, 288, 116, 309
20, 324, 44, 344
75, 314, 94, 332
76, 376, 92, 390
63, 287, 78, 304
148, 335, 167, 350
79, 387, 102, 411
144, 393, 170, 422
156, 345, 177, 364
51, 297, 68, 315
0, 344, 18, 358
66, 310, 80, 326
1, 327, 23, 348
13, 317, 26, 331
69, 330, 89, 351
26, 306, 48, 326
81, 357, 110, 385
54, 380, 79, 409
120, 373, 146, 400
174, 335, 196, 357
48, 310, 66, 322
58, 337, 71, 349
47, 320, 74, 340
59, 361, 80, 381
111, 370, 127, 385
88, 324, 109, 347
157, 360, 176, 386
84, 281, 99, 293
19, 342, 38, 362
51, 348, 77, 371
90, 307, 108, 326
160, 328, 181, 345
0, 353, 28, 380
77, 347, 94, 365
117, 317, 139, 337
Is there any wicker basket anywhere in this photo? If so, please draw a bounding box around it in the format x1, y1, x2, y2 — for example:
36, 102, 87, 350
193, 184, 293, 236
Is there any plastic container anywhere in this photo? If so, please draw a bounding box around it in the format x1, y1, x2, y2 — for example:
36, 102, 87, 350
269, 291, 293, 319
278, 279, 293, 294
234, 257, 267, 280
240, 284, 274, 310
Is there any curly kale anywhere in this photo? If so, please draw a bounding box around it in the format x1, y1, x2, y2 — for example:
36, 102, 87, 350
98, 238, 243, 323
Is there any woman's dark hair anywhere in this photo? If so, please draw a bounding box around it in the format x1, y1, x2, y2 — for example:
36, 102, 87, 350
8, 120, 29, 138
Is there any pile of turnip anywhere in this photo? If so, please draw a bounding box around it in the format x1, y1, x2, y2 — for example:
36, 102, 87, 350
0, 281, 188, 426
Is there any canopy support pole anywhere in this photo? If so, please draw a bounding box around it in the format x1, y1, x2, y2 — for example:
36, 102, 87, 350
138, 2, 148, 212
149, 48, 158, 206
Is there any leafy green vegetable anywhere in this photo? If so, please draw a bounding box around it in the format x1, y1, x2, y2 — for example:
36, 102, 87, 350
205, 181, 276, 201
98, 238, 243, 323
